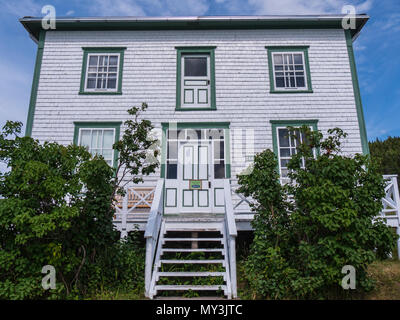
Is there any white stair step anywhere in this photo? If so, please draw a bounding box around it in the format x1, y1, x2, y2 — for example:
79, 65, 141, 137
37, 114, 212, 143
157, 272, 225, 277
163, 238, 222, 242
155, 285, 227, 291
160, 259, 225, 264
161, 248, 224, 253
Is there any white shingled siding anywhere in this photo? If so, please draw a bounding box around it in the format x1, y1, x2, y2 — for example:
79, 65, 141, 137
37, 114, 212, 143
31, 28, 363, 208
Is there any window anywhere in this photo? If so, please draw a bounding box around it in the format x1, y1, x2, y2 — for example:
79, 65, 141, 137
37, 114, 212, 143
175, 47, 216, 110
161, 123, 231, 179
270, 120, 318, 184
266, 46, 313, 93
80, 47, 126, 94
73, 122, 122, 167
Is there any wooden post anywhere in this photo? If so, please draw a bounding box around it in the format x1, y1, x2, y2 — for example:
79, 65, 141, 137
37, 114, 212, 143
121, 187, 128, 238
191, 232, 198, 249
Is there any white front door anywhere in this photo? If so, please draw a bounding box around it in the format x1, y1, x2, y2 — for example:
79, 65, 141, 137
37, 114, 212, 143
164, 128, 227, 215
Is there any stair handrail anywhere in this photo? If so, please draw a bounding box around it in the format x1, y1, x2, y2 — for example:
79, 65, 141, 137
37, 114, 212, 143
144, 178, 164, 297
223, 178, 237, 298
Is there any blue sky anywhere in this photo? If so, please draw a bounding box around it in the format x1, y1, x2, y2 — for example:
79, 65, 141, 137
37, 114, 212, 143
0, 0, 399, 141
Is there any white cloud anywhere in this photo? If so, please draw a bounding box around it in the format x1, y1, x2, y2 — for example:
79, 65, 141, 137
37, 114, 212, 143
66, 10, 75, 16
87, 0, 209, 16
0, 0, 41, 16
244, 0, 373, 15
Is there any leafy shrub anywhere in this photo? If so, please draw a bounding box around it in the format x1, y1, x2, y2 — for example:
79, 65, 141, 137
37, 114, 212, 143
238, 127, 397, 299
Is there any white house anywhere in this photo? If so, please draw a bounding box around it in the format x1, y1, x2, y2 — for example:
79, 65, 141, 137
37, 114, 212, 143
20, 15, 399, 299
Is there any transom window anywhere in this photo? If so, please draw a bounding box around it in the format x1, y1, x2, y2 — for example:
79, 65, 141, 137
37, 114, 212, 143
272, 52, 306, 89
80, 47, 126, 95
79, 128, 115, 166
165, 128, 226, 180
266, 46, 313, 93
86, 54, 120, 91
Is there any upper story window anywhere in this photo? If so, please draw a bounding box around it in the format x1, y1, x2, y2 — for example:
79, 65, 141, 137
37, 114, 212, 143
175, 47, 216, 111
79, 47, 126, 95
73, 122, 122, 167
270, 120, 318, 184
266, 46, 313, 94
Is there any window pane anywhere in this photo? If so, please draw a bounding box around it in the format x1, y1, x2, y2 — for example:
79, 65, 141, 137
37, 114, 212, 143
92, 130, 101, 148
214, 162, 225, 179
294, 54, 303, 64
273, 54, 283, 64
280, 158, 290, 167
214, 141, 224, 159
103, 130, 114, 148
102, 149, 112, 160
184, 57, 207, 77
87, 78, 96, 89
89, 56, 98, 66
80, 130, 91, 148
296, 76, 305, 87
167, 162, 177, 179
276, 77, 285, 87
167, 141, 178, 159
280, 148, 291, 157
109, 56, 118, 65
107, 78, 117, 89
278, 129, 289, 147
207, 129, 224, 140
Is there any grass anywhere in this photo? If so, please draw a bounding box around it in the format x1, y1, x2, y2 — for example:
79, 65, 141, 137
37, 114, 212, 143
365, 259, 400, 300
236, 258, 400, 300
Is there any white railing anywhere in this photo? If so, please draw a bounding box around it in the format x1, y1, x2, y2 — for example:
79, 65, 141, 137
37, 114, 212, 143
143, 179, 164, 297
114, 185, 156, 237
379, 175, 400, 258
223, 179, 238, 298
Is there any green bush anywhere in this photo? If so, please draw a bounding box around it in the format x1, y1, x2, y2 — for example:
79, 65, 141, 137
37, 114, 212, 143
369, 136, 400, 178
238, 127, 397, 299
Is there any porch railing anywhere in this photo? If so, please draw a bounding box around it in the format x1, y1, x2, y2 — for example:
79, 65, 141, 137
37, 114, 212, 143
143, 179, 164, 297
223, 179, 238, 298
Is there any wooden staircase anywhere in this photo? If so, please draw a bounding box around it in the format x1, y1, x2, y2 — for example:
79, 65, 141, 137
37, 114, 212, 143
144, 179, 237, 299
148, 217, 232, 299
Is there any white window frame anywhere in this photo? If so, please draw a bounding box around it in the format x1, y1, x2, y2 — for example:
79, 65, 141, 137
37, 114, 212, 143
276, 126, 316, 184
84, 53, 121, 93
78, 128, 116, 167
271, 51, 308, 91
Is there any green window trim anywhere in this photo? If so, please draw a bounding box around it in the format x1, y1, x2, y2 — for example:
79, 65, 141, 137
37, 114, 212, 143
270, 119, 319, 175
345, 30, 369, 155
160, 122, 230, 179
175, 46, 217, 111
73, 121, 122, 169
266, 46, 313, 94
26, 30, 46, 137
79, 47, 126, 95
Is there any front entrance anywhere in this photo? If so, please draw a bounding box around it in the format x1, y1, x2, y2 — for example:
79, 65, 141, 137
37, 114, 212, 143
163, 125, 229, 214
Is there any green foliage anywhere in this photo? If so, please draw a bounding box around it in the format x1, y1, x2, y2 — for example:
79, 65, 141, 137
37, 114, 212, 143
0, 104, 159, 300
0, 121, 119, 299
112, 103, 159, 197
369, 136, 400, 177
238, 126, 397, 299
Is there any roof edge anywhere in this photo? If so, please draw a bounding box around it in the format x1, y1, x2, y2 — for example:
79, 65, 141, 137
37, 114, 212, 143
20, 14, 369, 42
